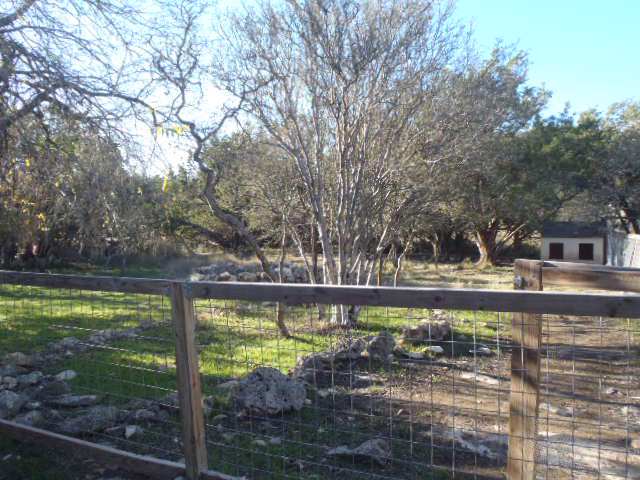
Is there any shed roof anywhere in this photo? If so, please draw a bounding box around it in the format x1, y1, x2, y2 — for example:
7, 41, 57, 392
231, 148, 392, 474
542, 221, 607, 238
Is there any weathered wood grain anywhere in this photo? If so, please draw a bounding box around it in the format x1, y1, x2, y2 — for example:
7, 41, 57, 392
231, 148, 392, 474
0, 270, 170, 295
171, 282, 208, 479
189, 281, 640, 318
507, 259, 543, 480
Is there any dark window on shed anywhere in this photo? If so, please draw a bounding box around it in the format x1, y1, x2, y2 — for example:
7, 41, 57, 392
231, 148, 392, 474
579, 243, 594, 261
549, 242, 564, 260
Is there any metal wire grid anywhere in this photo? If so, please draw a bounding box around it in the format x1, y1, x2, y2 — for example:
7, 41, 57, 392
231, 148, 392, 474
1, 281, 638, 480
193, 299, 513, 480
0, 283, 184, 463
537, 313, 640, 479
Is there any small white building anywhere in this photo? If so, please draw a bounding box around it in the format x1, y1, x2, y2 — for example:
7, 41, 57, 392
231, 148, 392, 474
541, 221, 607, 264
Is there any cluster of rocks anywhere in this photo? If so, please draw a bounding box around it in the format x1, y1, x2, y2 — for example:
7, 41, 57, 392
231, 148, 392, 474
400, 311, 452, 344
215, 367, 307, 416
2, 326, 154, 373
0, 358, 177, 444
0, 322, 163, 442
327, 438, 391, 466
293, 331, 398, 389
400, 312, 496, 357
292, 322, 459, 390
210, 366, 395, 467
191, 261, 309, 283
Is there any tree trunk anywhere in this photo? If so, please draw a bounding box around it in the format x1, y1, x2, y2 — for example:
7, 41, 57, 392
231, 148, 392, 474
377, 254, 385, 286
429, 234, 440, 272
393, 245, 408, 287
275, 221, 291, 338
310, 222, 318, 283
512, 229, 525, 251
330, 304, 359, 328
474, 227, 499, 267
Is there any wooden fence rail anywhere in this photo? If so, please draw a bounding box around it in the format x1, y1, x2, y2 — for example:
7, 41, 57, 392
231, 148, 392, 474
1, 262, 639, 480
2, 269, 640, 316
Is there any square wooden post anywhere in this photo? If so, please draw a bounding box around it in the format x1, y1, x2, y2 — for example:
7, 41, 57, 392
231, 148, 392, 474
171, 282, 208, 479
507, 259, 543, 480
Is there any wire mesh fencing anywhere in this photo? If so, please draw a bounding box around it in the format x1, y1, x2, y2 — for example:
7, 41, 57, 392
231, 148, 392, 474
192, 299, 512, 479
0, 282, 185, 464
0, 271, 639, 480
537, 313, 640, 479
192, 299, 639, 479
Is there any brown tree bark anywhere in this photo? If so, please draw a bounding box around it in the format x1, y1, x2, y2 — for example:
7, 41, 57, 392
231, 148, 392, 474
474, 225, 499, 267
274, 219, 291, 338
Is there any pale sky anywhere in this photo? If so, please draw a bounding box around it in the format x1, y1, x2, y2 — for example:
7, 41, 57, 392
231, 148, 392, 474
143, 0, 640, 173
455, 0, 640, 115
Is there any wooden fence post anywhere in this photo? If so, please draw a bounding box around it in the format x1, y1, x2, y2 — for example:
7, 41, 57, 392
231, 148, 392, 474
171, 282, 208, 479
507, 259, 543, 480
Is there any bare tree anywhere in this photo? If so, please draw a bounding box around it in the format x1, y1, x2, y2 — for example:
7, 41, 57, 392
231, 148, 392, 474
0, 0, 159, 176
145, 1, 299, 334
219, 0, 464, 325
0, 0, 167, 265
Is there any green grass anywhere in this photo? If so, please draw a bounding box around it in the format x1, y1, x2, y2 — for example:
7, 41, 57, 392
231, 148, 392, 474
0, 284, 506, 399
0, 285, 168, 354
0, 266, 513, 479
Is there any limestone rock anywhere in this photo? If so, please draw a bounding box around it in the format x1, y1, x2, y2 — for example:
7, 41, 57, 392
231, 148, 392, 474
132, 409, 159, 422
2, 376, 18, 390
15, 410, 44, 427
17, 371, 44, 386
55, 370, 77, 381
237, 271, 258, 282
40, 380, 71, 397
458, 371, 500, 386
327, 438, 391, 466
334, 338, 367, 360
366, 332, 396, 361
50, 337, 82, 352
0, 365, 18, 377
401, 320, 451, 344
234, 367, 306, 415
0, 390, 27, 418
211, 414, 227, 423
4, 352, 34, 368
541, 403, 575, 418
469, 345, 492, 356
59, 406, 119, 434
216, 380, 240, 393
446, 429, 507, 460
124, 425, 143, 439
48, 394, 100, 408
217, 272, 235, 282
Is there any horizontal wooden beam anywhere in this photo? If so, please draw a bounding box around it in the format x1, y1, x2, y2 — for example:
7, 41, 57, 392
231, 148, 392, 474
0, 419, 239, 480
541, 261, 640, 293
189, 281, 640, 318
0, 270, 170, 296
542, 260, 640, 273
542, 267, 640, 293
2, 270, 640, 318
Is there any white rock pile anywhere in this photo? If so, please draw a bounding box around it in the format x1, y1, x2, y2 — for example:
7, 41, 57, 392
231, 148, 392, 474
191, 261, 309, 283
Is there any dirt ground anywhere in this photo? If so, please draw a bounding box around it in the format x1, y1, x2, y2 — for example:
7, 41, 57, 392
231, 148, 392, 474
2, 262, 639, 479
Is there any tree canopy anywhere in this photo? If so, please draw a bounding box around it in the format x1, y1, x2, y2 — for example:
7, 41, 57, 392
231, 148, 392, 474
1, 0, 637, 289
